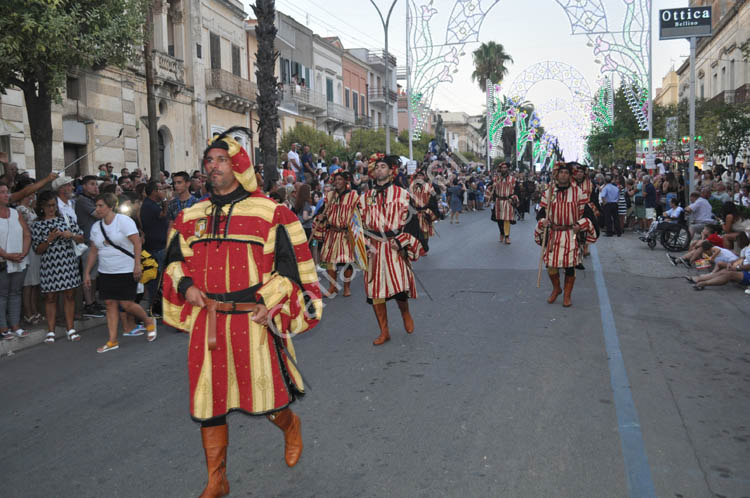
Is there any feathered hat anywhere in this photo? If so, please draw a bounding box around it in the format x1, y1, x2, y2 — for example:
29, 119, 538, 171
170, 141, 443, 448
203, 126, 256, 193
552, 161, 573, 175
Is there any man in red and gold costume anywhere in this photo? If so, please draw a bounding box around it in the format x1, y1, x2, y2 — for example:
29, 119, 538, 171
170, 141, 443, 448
572, 162, 599, 258
360, 154, 425, 345
488, 162, 518, 244
312, 170, 359, 297
162, 127, 322, 498
534, 162, 597, 307
408, 165, 440, 248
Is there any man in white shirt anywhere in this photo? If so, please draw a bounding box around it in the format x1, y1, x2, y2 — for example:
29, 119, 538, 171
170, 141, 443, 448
287, 143, 301, 182
685, 189, 714, 237
53, 175, 77, 223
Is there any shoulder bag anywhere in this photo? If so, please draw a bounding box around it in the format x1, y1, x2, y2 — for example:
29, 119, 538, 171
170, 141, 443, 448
99, 219, 135, 259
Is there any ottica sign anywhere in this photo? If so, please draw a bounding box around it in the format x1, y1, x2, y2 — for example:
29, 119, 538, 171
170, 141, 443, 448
659, 7, 712, 40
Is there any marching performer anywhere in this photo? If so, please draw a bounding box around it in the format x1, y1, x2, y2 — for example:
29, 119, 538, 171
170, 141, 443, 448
360, 154, 425, 345
488, 163, 518, 244
162, 128, 322, 497
408, 165, 440, 248
572, 162, 599, 258
312, 170, 359, 297
534, 162, 597, 307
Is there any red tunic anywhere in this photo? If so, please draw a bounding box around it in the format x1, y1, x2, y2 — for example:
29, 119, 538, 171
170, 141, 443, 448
162, 192, 322, 421
358, 183, 422, 300
314, 189, 359, 266
533, 185, 597, 268
408, 181, 437, 238
490, 175, 518, 221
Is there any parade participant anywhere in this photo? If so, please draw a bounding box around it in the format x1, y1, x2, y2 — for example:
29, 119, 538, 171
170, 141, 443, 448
572, 163, 599, 258
408, 165, 440, 248
312, 170, 359, 297
162, 127, 322, 497
534, 162, 597, 307
488, 163, 518, 244
360, 154, 425, 345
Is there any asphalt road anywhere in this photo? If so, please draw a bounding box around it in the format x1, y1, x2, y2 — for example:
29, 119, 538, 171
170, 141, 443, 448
1, 209, 748, 498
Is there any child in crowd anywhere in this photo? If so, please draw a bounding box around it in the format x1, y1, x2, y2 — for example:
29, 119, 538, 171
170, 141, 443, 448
688, 233, 750, 290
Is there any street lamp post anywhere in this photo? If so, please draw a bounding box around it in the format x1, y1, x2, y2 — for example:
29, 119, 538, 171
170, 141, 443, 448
370, 0, 398, 155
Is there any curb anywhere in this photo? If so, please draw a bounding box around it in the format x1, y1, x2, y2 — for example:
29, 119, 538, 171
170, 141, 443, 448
0, 316, 108, 357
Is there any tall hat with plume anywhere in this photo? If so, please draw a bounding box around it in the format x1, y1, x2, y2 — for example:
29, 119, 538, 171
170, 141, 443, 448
552, 161, 573, 175
203, 126, 256, 193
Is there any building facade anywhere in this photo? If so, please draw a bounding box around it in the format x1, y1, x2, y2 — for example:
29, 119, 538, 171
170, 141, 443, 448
676, 0, 750, 104
438, 111, 484, 157
654, 69, 679, 107
0, 0, 256, 177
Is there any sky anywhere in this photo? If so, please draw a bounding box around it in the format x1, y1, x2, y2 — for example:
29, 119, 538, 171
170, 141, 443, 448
243, 0, 690, 116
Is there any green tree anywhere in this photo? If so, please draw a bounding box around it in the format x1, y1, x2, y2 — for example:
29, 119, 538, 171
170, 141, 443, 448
715, 103, 750, 192
471, 41, 513, 93
0, 0, 147, 178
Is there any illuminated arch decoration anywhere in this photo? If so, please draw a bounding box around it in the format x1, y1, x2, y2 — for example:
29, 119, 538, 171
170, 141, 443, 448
534, 97, 589, 161
556, 0, 651, 130
591, 76, 614, 130
506, 61, 592, 108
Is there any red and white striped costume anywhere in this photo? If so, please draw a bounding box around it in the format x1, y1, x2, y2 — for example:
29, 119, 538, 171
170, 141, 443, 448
408, 181, 437, 238
534, 185, 597, 268
358, 183, 422, 301
490, 175, 517, 221
314, 189, 359, 266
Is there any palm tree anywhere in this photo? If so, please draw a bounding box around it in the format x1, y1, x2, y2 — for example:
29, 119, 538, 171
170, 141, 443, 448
471, 41, 513, 93
252, 0, 280, 190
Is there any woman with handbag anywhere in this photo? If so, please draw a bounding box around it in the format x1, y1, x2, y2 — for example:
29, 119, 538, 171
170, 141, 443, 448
84, 193, 156, 353
30, 190, 84, 343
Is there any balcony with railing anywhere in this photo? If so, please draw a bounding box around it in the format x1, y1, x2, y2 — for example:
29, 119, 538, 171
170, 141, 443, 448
153, 50, 185, 86
322, 102, 355, 125
368, 88, 398, 105
281, 86, 327, 112
355, 115, 372, 128
205, 69, 257, 113
367, 50, 397, 70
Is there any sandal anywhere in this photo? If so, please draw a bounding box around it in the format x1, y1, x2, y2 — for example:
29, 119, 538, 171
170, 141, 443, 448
44, 332, 56, 344
505, 238, 511, 245
693, 284, 704, 291
66, 329, 81, 342
684, 276, 696, 283
146, 321, 157, 342
97, 341, 119, 353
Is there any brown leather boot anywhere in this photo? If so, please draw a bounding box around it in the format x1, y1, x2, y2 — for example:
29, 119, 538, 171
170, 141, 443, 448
563, 275, 575, 307
396, 299, 414, 334
547, 272, 562, 304
267, 408, 303, 467
198, 425, 230, 498
342, 267, 353, 297
372, 303, 390, 345
326, 269, 338, 296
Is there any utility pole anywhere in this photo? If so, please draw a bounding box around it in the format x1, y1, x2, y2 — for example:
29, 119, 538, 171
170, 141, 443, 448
406, 2, 413, 160
647, 0, 653, 172
370, 0, 398, 155
688, 36, 697, 197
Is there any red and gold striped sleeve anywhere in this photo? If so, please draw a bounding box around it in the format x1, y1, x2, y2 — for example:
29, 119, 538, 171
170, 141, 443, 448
256, 204, 323, 336
162, 211, 198, 332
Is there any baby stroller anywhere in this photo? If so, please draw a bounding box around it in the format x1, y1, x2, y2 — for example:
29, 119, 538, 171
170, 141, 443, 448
639, 211, 691, 251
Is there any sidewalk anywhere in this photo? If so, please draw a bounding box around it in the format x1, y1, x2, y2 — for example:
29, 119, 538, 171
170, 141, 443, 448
0, 314, 108, 357
595, 227, 750, 309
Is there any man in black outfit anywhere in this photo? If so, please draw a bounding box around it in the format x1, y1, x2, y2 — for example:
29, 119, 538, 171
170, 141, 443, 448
140, 181, 169, 313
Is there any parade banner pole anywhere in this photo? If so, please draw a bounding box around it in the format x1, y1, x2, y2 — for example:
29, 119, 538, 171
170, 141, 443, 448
63, 128, 124, 173
537, 179, 555, 288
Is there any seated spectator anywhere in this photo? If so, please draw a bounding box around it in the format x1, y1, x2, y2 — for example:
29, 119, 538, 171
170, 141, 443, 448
688, 233, 750, 290
711, 182, 731, 203
699, 240, 739, 267
669, 224, 724, 267
685, 189, 714, 237
735, 185, 750, 207
720, 201, 750, 249
663, 197, 683, 221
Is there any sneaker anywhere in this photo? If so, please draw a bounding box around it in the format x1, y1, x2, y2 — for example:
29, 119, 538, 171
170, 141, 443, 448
123, 326, 145, 337
667, 254, 678, 266
82, 304, 105, 318
2, 331, 15, 341
13, 329, 29, 338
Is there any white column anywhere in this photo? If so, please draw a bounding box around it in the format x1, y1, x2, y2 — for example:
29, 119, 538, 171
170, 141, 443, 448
153, 0, 169, 53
